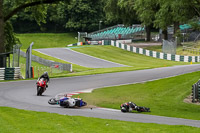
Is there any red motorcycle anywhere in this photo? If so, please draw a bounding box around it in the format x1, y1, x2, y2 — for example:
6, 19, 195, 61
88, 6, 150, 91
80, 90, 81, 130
36, 78, 47, 96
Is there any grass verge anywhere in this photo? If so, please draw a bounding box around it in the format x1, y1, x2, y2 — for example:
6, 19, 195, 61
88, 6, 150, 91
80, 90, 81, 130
19, 45, 191, 78
71, 45, 190, 67
0, 107, 199, 133
25, 45, 190, 78
19, 55, 69, 78
75, 71, 200, 120
31, 50, 92, 73
16, 33, 77, 49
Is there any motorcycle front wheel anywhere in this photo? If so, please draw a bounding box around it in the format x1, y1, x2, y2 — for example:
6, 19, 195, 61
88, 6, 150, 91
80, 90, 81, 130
37, 86, 42, 96
48, 98, 58, 105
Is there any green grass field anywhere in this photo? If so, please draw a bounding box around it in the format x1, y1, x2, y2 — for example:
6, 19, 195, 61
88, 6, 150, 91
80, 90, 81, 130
21, 45, 191, 78
75, 71, 200, 120
1, 107, 200, 133
16, 33, 193, 78
4, 33, 199, 131
31, 50, 92, 73
16, 33, 77, 49
19, 56, 70, 78
71, 45, 190, 67
19, 44, 191, 78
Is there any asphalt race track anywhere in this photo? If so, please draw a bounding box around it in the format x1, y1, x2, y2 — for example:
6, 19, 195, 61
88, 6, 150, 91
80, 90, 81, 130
1, 64, 200, 127
35, 48, 127, 68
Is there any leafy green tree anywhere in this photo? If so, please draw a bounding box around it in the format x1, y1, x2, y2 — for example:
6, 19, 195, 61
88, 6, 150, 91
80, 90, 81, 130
0, 0, 5, 53
104, 0, 154, 41
11, 2, 67, 33
47, 2, 68, 32
134, 0, 158, 41
0, 0, 63, 54
104, 0, 138, 26
66, 0, 105, 32
10, 0, 105, 33
153, 0, 198, 40
135, 0, 200, 40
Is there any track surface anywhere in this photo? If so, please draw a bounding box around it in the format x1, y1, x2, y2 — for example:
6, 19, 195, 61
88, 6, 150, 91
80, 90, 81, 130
35, 48, 126, 68
1, 65, 200, 127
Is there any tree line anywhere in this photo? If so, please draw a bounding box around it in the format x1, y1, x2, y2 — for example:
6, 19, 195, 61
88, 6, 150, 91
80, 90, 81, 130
1, 0, 200, 54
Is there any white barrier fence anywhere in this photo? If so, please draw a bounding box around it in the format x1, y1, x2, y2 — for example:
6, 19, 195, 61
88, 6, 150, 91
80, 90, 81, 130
111, 40, 200, 62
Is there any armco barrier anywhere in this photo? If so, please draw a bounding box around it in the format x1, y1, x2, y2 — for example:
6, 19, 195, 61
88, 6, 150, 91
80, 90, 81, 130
111, 40, 200, 62
0, 67, 21, 80
20, 51, 72, 72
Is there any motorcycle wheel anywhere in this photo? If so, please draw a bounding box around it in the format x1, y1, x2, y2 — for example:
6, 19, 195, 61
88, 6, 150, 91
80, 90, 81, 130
37, 87, 42, 96
120, 106, 129, 113
48, 98, 58, 105
64, 101, 69, 108
37, 87, 40, 96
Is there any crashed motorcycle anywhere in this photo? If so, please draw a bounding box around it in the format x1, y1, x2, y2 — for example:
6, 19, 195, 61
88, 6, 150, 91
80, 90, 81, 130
136, 106, 150, 112
36, 78, 47, 96
120, 102, 150, 113
48, 97, 87, 108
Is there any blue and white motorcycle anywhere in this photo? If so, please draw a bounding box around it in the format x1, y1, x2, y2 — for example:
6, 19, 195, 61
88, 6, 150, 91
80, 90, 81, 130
48, 96, 87, 108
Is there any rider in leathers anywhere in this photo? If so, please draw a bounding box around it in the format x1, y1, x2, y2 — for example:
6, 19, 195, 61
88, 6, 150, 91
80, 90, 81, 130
120, 102, 138, 112
38, 72, 50, 87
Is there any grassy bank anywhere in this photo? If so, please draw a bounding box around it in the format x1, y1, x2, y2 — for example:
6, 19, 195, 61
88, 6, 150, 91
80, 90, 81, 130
71, 45, 190, 67
31, 50, 92, 73
16, 33, 77, 49
22, 45, 190, 78
0, 107, 199, 133
75, 71, 200, 120
19, 56, 70, 78
16, 33, 191, 78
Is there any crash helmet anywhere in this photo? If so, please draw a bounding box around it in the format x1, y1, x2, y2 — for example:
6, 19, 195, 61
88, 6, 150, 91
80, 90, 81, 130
44, 71, 48, 76
64, 94, 68, 97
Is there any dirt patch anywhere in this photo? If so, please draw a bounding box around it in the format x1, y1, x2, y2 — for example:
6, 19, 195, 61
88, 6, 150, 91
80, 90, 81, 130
183, 95, 200, 105
77, 104, 97, 109
84, 104, 97, 108
126, 42, 162, 48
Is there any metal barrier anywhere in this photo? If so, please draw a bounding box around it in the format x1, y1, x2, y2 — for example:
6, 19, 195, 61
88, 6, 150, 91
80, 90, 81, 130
0, 67, 21, 80
183, 46, 200, 55
162, 39, 177, 55
20, 51, 72, 72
